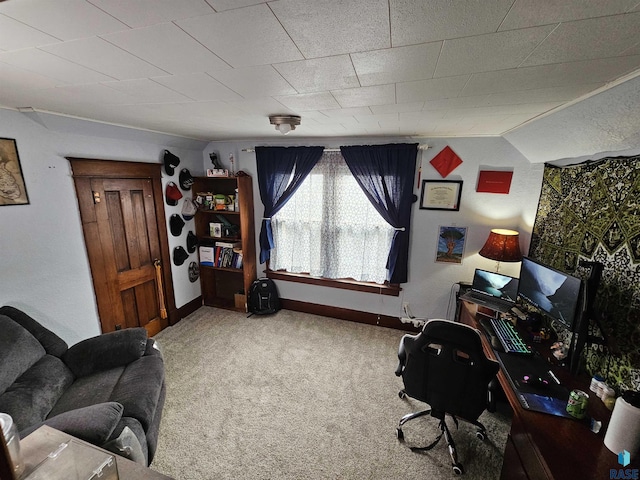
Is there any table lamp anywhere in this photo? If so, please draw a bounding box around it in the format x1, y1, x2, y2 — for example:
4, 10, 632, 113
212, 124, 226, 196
478, 229, 522, 272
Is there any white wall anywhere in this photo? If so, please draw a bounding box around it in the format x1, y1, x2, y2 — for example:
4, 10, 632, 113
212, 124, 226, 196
205, 136, 542, 322
0, 108, 205, 345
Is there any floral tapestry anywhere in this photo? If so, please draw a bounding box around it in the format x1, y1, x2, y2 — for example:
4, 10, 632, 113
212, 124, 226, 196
530, 155, 640, 392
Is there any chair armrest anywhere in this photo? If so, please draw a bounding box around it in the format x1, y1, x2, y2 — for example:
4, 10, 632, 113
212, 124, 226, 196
63, 328, 149, 378
20, 402, 124, 445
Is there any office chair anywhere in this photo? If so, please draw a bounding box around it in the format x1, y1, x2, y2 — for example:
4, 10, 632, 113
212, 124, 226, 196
394, 319, 499, 475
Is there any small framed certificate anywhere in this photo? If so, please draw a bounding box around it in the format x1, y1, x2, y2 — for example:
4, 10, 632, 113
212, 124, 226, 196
420, 180, 463, 211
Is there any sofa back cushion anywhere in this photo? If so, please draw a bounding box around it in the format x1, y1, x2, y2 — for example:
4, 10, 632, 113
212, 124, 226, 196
0, 314, 46, 394
0, 306, 67, 357
0, 355, 74, 431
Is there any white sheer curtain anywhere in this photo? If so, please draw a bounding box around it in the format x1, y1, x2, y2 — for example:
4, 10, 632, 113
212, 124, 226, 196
270, 151, 394, 284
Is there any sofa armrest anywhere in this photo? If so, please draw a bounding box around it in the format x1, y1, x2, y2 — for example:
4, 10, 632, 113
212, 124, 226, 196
20, 402, 124, 445
63, 328, 149, 378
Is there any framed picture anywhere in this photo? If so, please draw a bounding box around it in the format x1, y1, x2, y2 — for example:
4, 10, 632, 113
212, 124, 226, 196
436, 226, 467, 264
0, 138, 29, 206
420, 179, 462, 211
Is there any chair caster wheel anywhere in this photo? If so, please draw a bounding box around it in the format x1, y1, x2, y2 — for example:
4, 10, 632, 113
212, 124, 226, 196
396, 428, 404, 441
452, 463, 464, 475
398, 390, 406, 399
476, 430, 486, 441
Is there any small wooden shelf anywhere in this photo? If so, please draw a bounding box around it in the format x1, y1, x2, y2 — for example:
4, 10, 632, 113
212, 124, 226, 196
193, 175, 257, 312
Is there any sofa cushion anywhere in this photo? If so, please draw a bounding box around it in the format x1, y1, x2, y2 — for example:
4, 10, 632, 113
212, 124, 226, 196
48, 367, 126, 418
0, 306, 67, 357
0, 315, 46, 395
63, 328, 148, 378
21, 402, 124, 445
0, 355, 74, 431
110, 355, 165, 432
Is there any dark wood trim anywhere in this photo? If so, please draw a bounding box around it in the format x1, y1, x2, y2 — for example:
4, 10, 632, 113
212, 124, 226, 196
280, 298, 420, 332
66, 158, 162, 178
266, 270, 401, 296
172, 296, 203, 325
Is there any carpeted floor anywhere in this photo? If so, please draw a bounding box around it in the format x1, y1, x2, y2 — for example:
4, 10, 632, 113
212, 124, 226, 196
150, 307, 511, 479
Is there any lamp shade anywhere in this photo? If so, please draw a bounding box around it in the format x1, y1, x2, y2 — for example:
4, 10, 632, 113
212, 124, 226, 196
478, 229, 522, 262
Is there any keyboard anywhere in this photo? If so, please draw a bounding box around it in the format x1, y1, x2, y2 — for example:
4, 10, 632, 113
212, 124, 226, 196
489, 317, 533, 354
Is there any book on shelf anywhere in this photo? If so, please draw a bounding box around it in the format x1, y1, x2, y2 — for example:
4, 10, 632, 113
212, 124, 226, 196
208, 245, 244, 269
214, 240, 241, 249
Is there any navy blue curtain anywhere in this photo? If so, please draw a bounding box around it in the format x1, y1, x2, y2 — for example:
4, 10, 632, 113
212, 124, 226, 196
340, 143, 418, 284
255, 146, 324, 264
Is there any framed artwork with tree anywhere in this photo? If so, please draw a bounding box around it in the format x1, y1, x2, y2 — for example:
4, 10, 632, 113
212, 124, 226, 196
436, 226, 467, 264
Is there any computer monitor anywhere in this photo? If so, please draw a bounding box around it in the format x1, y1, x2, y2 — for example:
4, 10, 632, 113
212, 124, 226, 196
517, 257, 583, 332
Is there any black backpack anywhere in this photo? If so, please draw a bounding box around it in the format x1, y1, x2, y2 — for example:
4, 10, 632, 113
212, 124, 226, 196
247, 278, 280, 316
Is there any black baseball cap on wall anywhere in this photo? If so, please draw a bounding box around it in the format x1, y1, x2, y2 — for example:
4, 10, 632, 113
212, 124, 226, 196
164, 150, 180, 176
169, 214, 185, 236
179, 168, 194, 190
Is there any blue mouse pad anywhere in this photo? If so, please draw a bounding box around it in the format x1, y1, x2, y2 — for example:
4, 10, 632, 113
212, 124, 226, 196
516, 392, 574, 418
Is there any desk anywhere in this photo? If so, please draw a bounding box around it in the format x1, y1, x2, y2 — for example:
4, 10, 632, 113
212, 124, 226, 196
459, 301, 638, 479
20, 426, 173, 480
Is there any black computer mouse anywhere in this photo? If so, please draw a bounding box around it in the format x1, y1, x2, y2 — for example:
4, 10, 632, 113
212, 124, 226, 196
522, 375, 549, 389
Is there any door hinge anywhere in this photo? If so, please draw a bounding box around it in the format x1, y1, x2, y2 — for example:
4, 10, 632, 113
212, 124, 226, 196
93, 191, 101, 204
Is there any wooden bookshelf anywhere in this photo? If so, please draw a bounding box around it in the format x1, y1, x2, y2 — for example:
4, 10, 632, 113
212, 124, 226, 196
193, 175, 256, 312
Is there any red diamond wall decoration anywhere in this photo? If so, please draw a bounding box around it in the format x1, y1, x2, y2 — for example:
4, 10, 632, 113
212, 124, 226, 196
430, 146, 463, 178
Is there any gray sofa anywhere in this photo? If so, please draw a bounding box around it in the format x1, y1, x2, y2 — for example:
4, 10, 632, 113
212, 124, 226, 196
0, 305, 166, 466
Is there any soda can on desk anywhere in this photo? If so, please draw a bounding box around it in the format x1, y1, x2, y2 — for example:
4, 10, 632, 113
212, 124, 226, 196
566, 389, 589, 419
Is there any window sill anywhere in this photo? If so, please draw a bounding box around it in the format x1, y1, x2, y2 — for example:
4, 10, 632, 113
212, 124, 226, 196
265, 270, 401, 296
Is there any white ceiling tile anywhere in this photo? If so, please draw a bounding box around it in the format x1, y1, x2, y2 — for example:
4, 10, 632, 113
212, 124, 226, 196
331, 85, 396, 108
210, 65, 297, 98
152, 73, 242, 102
0, 14, 60, 50
484, 84, 603, 106
463, 56, 640, 96
273, 56, 359, 94
102, 23, 230, 75
320, 107, 372, 118
0, 48, 113, 85
274, 92, 341, 111
226, 97, 298, 116
87, 0, 214, 28
422, 96, 492, 111
521, 13, 640, 66
41, 37, 167, 80
270, 0, 390, 58
434, 26, 555, 78
101, 79, 193, 103
499, 0, 639, 30
389, 0, 514, 46
177, 5, 303, 67
371, 102, 424, 114
204, 1, 267, 11
43, 84, 140, 105
0, 62, 60, 91
396, 76, 470, 103
352, 43, 441, 86
622, 41, 640, 56
0, 0, 128, 41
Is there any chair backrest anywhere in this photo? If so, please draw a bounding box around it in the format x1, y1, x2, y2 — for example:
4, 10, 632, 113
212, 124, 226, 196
398, 319, 499, 421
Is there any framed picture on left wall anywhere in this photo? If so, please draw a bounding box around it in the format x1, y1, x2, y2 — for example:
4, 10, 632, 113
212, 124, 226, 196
0, 138, 29, 206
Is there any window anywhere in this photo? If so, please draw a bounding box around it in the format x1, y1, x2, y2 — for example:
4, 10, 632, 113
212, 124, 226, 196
269, 151, 394, 284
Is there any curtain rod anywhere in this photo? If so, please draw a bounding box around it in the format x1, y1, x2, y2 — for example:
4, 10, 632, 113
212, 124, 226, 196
241, 144, 429, 153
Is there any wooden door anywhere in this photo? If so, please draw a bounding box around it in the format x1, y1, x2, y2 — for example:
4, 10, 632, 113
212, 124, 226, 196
69, 159, 175, 336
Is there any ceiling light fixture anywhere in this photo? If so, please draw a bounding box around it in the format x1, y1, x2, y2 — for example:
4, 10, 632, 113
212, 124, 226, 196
269, 115, 301, 135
